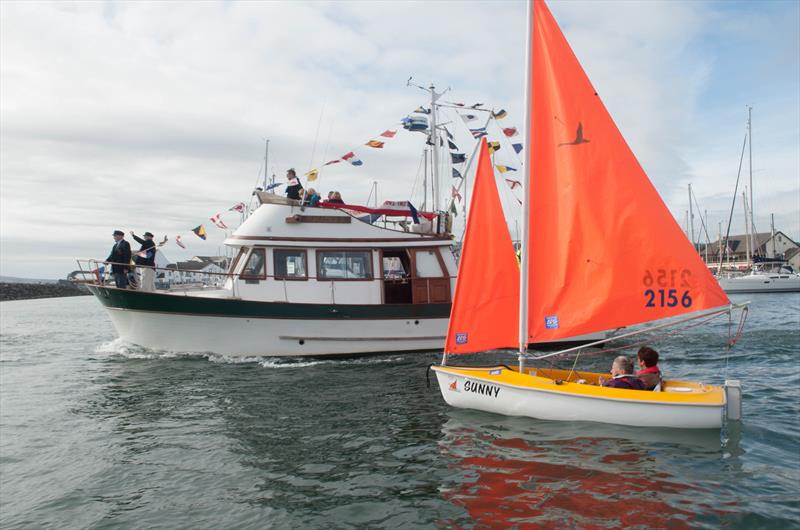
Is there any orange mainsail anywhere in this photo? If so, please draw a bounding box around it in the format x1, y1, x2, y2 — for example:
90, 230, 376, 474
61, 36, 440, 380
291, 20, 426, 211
445, 138, 520, 354
526, 0, 730, 342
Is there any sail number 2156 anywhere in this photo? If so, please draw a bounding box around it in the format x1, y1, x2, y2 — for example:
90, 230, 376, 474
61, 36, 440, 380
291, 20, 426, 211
642, 269, 692, 308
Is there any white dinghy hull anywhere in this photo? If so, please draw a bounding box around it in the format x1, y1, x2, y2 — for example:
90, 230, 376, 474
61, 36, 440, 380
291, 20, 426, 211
432, 366, 728, 430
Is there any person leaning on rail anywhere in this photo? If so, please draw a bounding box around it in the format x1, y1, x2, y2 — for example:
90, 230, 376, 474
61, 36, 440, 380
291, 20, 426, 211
107, 230, 132, 289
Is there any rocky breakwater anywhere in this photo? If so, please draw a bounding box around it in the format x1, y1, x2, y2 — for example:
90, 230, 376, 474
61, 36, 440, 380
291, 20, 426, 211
0, 281, 90, 302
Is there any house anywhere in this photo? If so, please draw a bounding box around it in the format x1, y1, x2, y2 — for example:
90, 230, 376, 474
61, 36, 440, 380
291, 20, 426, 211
701, 231, 800, 269
164, 257, 228, 287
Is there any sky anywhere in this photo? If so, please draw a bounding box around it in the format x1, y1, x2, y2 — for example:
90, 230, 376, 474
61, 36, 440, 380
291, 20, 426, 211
1, 0, 798, 279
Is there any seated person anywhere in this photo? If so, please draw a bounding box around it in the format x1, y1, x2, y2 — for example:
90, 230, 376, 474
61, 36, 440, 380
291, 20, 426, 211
285, 169, 303, 200
601, 355, 645, 390
303, 188, 321, 207
636, 346, 662, 391
327, 191, 345, 204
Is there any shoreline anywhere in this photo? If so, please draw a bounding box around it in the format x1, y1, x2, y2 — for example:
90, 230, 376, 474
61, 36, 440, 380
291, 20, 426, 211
0, 282, 90, 302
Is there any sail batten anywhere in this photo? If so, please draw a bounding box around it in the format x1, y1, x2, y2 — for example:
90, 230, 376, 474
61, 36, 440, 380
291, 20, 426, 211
526, 0, 730, 342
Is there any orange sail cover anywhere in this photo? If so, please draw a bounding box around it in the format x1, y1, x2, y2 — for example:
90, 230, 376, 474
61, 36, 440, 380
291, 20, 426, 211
445, 138, 520, 354
526, 0, 730, 342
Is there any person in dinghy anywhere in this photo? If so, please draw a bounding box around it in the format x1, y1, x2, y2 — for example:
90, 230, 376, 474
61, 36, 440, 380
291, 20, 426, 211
600, 356, 645, 390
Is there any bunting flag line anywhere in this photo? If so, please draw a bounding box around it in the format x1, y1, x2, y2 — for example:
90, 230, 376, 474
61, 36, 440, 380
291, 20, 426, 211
512, 143, 524, 154
341, 152, 363, 166
448, 139, 459, 150
451, 186, 462, 202
459, 114, 478, 123
365, 140, 385, 149
305, 169, 319, 182
452, 168, 463, 179
495, 165, 518, 173
379, 130, 397, 138
469, 127, 487, 139
450, 202, 458, 216
470, 103, 484, 109
192, 225, 207, 240
175, 235, 186, 249
265, 182, 282, 191
324, 159, 342, 166
502, 127, 519, 137
493, 109, 508, 119
210, 214, 228, 229
414, 106, 431, 114
157, 236, 169, 247
228, 202, 246, 213
488, 141, 501, 154
505, 178, 522, 190
451, 153, 467, 164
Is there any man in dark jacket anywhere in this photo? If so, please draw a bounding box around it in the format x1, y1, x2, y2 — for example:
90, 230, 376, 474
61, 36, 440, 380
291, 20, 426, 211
107, 230, 132, 288
601, 356, 645, 390
131, 231, 156, 291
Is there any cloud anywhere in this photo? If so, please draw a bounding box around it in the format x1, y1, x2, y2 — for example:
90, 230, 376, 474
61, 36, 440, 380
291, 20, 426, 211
1, 0, 798, 278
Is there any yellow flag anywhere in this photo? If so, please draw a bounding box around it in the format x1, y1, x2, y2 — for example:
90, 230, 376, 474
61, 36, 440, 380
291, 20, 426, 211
305, 169, 319, 182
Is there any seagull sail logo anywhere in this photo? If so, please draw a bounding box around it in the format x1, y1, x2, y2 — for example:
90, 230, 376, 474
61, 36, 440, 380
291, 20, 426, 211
559, 122, 590, 147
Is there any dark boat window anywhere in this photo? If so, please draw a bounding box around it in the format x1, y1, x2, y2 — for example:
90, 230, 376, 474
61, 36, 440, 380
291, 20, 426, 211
274, 249, 308, 280
240, 248, 267, 280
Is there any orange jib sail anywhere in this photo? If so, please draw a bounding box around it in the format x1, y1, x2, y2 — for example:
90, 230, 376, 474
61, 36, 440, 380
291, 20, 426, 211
527, 0, 730, 342
445, 138, 519, 354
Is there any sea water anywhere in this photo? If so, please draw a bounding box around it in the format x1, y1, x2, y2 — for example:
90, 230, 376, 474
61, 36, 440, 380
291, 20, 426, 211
1, 294, 798, 529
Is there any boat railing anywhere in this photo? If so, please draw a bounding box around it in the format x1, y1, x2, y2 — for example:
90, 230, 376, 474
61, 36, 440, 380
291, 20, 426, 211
73, 258, 456, 303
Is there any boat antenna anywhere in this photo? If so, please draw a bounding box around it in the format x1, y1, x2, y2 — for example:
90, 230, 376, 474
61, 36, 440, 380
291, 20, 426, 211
264, 139, 270, 191
518, 0, 534, 373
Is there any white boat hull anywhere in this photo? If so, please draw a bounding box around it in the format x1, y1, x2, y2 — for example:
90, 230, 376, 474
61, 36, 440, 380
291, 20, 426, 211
106, 307, 448, 357
432, 368, 725, 429
717, 273, 800, 293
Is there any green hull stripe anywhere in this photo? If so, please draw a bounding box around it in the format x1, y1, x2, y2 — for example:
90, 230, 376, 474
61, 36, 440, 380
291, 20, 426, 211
88, 286, 451, 320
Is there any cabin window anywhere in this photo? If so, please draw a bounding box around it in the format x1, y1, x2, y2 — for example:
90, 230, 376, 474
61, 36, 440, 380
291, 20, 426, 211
317, 250, 373, 280
414, 249, 444, 277
274, 249, 307, 280
229, 248, 247, 274
240, 248, 267, 280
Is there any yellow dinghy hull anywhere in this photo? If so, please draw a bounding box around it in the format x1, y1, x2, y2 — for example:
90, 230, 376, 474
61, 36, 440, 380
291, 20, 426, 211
431, 365, 740, 430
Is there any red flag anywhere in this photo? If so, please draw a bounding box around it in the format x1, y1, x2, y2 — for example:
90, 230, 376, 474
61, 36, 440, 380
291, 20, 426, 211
379, 130, 397, 138
175, 235, 186, 249
502, 127, 518, 137
451, 186, 462, 202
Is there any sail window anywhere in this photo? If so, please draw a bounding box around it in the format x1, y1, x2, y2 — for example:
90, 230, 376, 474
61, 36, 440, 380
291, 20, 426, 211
240, 248, 267, 280
274, 249, 307, 280
317, 250, 373, 280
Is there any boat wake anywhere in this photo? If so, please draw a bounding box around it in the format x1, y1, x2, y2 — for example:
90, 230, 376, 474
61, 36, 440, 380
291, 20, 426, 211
95, 339, 413, 367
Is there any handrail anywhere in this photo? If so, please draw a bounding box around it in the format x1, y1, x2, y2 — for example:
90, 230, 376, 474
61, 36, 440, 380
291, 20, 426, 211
73, 258, 457, 285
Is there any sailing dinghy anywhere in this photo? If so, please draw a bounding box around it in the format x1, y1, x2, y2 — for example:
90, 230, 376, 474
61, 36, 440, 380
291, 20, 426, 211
431, 0, 745, 430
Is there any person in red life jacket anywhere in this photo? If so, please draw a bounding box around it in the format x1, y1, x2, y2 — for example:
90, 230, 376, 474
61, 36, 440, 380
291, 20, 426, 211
636, 346, 662, 391
600, 356, 645, 390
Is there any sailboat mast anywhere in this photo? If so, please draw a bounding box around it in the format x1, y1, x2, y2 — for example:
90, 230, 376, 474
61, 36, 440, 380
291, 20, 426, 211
688, 184, 695, 250
430, 84, 440, 211
518, 0, 534, 363
422, 149, 428, 211
742, 190, 750, 263
771, 213, 776, 258
748, 106, 755, 256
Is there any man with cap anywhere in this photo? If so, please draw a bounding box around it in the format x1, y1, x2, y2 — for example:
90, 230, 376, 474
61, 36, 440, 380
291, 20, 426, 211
107, 230, 132, 288
131, 230, 157, 292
